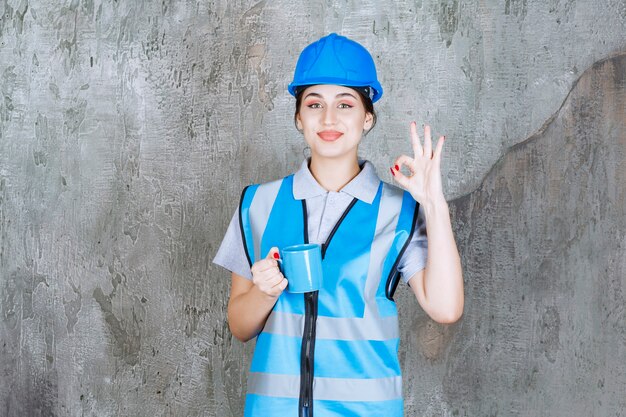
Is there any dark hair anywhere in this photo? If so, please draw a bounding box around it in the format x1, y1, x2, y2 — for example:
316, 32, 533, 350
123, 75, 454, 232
293, 86, 377, 134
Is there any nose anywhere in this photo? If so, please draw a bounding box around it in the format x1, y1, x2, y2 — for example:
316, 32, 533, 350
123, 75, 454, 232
322, 106, 337, 126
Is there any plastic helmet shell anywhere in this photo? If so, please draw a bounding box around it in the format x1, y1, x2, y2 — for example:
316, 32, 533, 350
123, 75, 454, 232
288, 33, 383, 103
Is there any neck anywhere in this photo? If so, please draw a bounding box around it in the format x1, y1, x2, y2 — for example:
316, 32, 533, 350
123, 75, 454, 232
308, 156, 361, 192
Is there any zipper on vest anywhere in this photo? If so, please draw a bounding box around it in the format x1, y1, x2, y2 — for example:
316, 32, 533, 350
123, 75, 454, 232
298, 198, 358, 417
299, 290, 318, 416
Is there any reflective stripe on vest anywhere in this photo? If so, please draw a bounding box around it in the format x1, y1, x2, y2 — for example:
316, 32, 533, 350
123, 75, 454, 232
239, 174, 418, 416
247, 373, 402, 402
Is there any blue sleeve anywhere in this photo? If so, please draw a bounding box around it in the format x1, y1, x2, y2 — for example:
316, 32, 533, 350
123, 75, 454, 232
212, 207, 253, 280
396, 204, 428, 284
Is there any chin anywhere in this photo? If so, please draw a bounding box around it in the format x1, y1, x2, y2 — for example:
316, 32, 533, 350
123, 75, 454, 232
311, 151, 355, 161
311, 144, 357, 157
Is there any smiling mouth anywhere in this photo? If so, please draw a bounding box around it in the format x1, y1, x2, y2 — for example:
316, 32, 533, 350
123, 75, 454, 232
317, 131, 343, 141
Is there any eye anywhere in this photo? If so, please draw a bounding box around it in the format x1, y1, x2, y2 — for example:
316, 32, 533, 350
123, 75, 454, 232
306, 102, 322, 109
338, 102, 353, 109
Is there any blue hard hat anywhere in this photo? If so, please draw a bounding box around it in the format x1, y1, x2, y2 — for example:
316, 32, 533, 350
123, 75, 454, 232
288, 33, 383, 103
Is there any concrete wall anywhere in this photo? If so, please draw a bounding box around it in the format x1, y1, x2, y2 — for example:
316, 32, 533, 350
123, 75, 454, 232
0, 1, 624, 416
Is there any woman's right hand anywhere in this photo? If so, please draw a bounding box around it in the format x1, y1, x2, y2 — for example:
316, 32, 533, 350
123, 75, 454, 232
250, 247, 288, 298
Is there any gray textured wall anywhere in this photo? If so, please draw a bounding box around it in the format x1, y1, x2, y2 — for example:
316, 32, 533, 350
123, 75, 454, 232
0, 1, 625, 416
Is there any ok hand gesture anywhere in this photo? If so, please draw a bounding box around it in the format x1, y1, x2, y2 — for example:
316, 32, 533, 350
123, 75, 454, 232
390, 122, 446, 205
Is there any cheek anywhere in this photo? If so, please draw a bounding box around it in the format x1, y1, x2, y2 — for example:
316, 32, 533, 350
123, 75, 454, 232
299, 114, 317, 130
350, 114, 368, 129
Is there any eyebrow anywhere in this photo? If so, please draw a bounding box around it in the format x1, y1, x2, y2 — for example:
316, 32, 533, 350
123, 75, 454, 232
303, 92, 358, 100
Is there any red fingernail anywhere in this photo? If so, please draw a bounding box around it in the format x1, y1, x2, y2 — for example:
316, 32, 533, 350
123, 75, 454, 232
273, 252, 279, 259
390, 167, 395, 176
394, 165, 399, 171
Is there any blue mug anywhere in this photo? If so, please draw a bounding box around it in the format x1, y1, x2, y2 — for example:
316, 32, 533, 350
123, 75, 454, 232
278, 243, 323, 293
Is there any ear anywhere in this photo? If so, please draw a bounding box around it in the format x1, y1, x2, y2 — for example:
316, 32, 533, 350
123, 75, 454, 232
363, 112, 374, 131
296, 114, 303, 132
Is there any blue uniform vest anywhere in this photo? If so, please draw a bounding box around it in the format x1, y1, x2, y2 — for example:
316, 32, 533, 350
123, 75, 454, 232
238, 174, 419, 417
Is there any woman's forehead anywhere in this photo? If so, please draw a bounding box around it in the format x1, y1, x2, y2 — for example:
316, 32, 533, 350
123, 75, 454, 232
301, 84, 359, 98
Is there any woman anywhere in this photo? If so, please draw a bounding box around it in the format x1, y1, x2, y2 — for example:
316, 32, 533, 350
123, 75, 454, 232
213, 33, 464, 417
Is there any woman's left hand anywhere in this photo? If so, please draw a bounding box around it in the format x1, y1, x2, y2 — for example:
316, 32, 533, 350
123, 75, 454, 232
390, 122, 446, 205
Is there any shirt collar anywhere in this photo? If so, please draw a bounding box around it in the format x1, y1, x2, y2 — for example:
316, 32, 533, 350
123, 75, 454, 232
292, 158, 381, 204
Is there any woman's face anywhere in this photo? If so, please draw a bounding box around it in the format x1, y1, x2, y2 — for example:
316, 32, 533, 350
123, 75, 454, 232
296, 85, 373, 161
